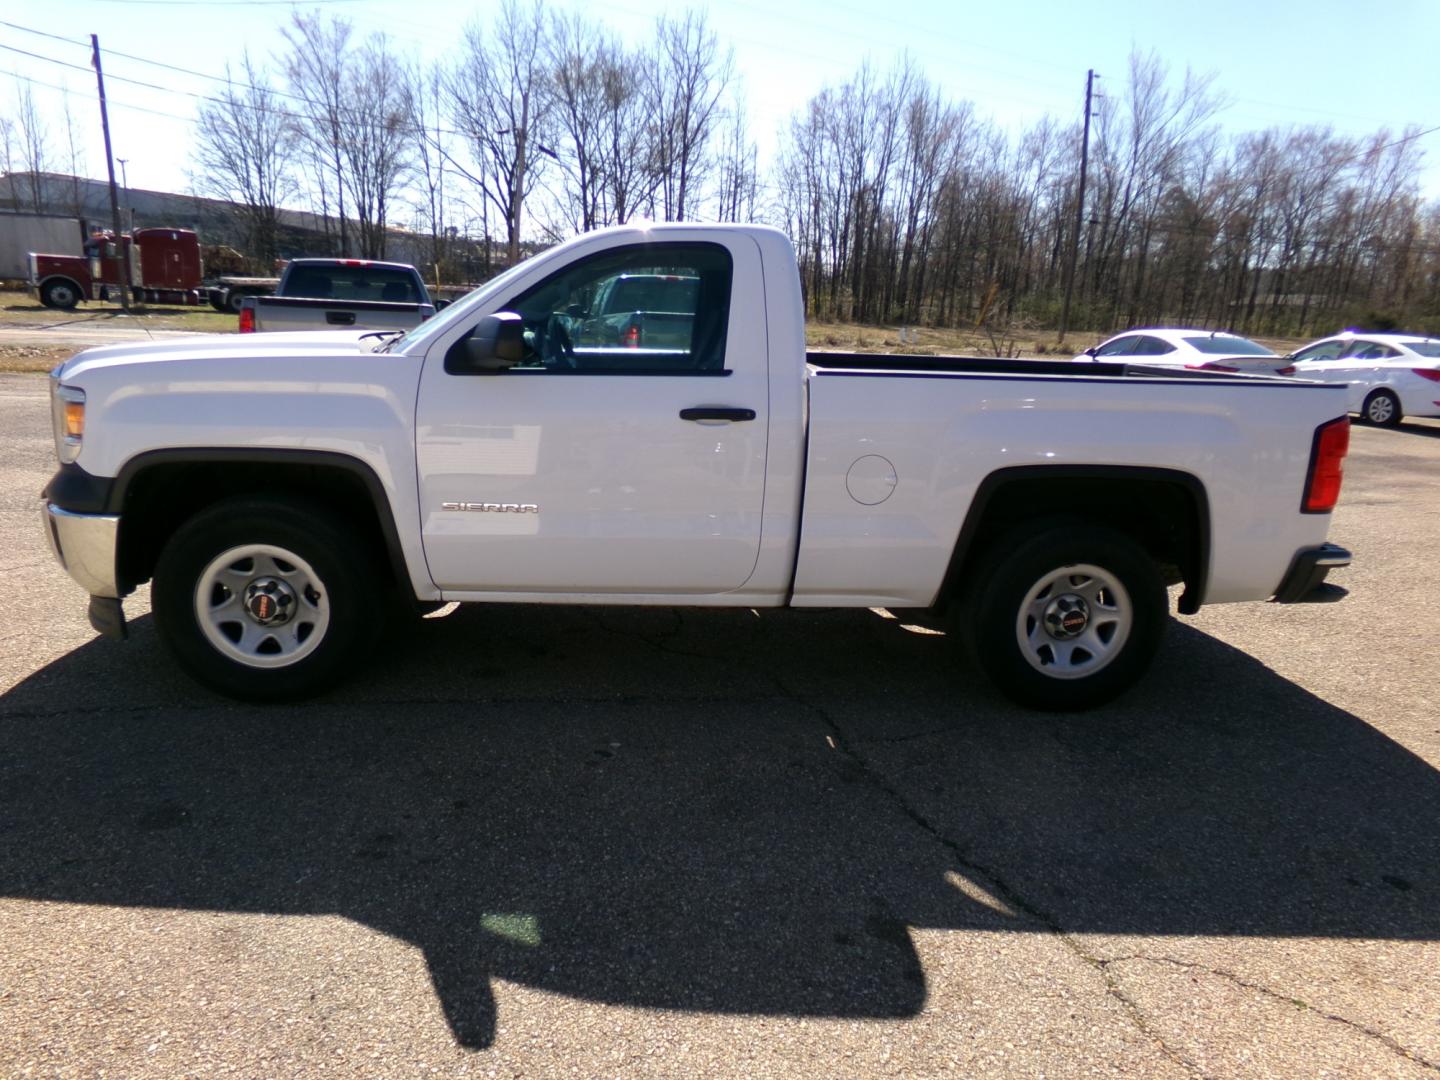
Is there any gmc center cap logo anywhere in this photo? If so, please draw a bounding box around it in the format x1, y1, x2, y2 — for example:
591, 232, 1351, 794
1060, 610, 1087, 634
249, 593, 276, 620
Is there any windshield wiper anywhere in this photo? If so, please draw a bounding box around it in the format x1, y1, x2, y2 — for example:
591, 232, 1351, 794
359, 329, 406, 352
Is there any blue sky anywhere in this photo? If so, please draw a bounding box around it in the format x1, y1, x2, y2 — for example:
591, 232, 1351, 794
5, 0, 1438, 206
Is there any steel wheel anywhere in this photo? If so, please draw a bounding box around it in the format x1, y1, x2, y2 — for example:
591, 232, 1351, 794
1014, 563, 1133, 680
960, 521, 1166, 710
193, 543, 331, 669
1363, 390, 1400, 427
41, 280, 79, 310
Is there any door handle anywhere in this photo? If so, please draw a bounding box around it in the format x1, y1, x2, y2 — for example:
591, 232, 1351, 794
679, 407, 756, 422
326, 311, 356, 326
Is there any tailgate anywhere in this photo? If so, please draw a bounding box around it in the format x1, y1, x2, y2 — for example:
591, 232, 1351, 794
251, 296, 433, 332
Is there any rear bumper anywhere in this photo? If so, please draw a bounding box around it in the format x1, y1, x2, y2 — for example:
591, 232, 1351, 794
1272, 542, 1351, 603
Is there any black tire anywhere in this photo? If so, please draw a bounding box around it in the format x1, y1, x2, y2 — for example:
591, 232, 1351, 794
958, 522, 1167, 710
225, 288, 248, 314
41, 279, 80, 310
1361, 389, 1402, 427
152, 497, 383, 700
208, 290, 229, 313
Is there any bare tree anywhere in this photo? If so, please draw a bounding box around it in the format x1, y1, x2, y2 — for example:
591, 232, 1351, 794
340, 33, 413, 258
192, 53, 296, 260
648, 10, 732, 221
281, 12, 355, 255
545, 11, 610, 232
713, 90, 757, 222
13, 84, 50, 212
404, 61, 454, 282
447, 0, 556, 265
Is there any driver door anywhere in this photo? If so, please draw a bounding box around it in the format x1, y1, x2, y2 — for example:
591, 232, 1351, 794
415, 235, 770, 596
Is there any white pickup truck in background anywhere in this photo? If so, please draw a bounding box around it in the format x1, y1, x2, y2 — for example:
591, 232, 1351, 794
40, 224, 1352, 708
237, 257, 439, 333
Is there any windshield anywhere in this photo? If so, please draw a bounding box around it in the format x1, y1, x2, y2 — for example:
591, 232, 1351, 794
382, 257, 539, 354
1183, 335, 1275, 356
1404, 340, 1440, 358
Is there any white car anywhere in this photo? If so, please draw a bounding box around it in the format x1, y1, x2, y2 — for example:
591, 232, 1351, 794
1287, 332, 1440, 426
1076, 329, 1291, 375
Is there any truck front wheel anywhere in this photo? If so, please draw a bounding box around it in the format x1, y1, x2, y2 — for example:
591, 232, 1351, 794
960, 523, 1166, 710
152, 497, 381, 700
41, 280, 80, 310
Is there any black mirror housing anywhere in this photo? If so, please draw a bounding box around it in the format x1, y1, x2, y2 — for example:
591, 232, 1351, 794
445, 312, 525, 374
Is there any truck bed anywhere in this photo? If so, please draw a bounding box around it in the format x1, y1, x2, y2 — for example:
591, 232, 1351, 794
805, 351, 1280, 382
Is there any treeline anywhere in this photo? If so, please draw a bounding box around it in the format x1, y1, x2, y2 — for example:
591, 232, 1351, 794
186, 0, 751, 282
775, 54, 1438, 337
15, 0, 1431, 336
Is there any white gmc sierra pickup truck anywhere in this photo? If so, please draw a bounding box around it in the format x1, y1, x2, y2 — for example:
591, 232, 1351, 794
40, 224, 1352, 708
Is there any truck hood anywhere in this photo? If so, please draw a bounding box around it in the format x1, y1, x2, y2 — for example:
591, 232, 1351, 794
58, 329, 385, 380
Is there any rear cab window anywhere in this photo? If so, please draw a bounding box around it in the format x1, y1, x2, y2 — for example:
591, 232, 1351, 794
285, 266, 421, 303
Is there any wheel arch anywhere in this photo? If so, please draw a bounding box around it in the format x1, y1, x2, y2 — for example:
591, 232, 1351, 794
108, 448, 413, 598
937, 465, 1211, 616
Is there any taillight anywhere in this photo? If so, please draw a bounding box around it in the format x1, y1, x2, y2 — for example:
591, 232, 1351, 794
1412, 368, 1440, 382
1185, 362, 1239, 373
1276, 365, 1296, 376
623, 324, 640, 348
1302, 416, 1349, 513
238, 306, 254, 333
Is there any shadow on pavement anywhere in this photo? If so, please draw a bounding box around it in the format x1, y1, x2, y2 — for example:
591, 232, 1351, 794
1, 604, 1435, 1048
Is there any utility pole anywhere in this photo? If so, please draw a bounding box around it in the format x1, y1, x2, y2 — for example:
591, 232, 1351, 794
90, 34, 132, 313
116, 158, 130, 231
1058, 69, 1097, 344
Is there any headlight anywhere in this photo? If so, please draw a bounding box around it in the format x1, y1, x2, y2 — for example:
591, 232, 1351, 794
50, 380, 85, 463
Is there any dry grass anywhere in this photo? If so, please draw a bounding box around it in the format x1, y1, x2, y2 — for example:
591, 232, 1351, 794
0, 287, 238, 373
0, 288, 237, 333
0, 346, 71, 374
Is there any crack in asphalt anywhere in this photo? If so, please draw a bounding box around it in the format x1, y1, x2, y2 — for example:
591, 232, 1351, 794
1099, 955, 1440, 1074
769, 667, 1440, 1077
5, 607, 1431, 1073
767, 671, 1209, 1077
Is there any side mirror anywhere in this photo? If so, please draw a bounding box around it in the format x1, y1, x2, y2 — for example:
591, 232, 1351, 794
1083, 347, 1098, 358
434, 298, 450, 310
565, 303, 585, 318
445, 312, 525, 375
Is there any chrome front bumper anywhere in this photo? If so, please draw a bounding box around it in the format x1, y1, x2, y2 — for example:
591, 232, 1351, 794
41, 500, 121, 598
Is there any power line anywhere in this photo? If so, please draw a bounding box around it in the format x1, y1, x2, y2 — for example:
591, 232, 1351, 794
84, 0, 366, 5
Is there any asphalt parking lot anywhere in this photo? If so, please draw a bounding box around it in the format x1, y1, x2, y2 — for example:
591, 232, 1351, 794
2, 369, 1438, 1078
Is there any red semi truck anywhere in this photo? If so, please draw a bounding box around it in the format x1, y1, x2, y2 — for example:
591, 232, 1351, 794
28, 227, 204, 309
26, 228, 277, 312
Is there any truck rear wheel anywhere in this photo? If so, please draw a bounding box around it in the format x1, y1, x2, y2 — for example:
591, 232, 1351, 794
959, 523, 1166, 710
225, 289, 248, 314
152, 497, 382, 700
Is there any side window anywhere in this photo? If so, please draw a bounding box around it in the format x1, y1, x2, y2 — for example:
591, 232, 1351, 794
1350, 342, 1398, 360
1130, 336, 1176, 356
1094, 336, 1139, 357
498, 242, 732, 373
